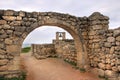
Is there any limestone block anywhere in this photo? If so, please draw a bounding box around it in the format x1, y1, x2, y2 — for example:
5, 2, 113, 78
0, 49, 6, 54
2, 16, 16, 21
116, 36, 120, 41
110, 47, 115, 54
0, 65, 8, 70
0, 20, 7, 24
4, 10, 14, 16
19, 11, 25, 17
118, 66, 120, 71
107, 37, 115, 43
5, 38, 13, 44
105, 70, 118, 77
8, 57, 20, 70
0, 59, 8, 66
6, 45, 19, 53
0, 43, 5, 49
112, 67, 118, 72
116, 41, 120, 46
114, 29, 120, 37
98, 63, 105, 69
92, 25, 103, 30
3, 24, 10, 29
98, 69, 105, 76
89, 31, 96, 35
16, 16, 22, 20
10, 21, 22, 26
105, 64, 112, 70
104, 42, 111, 48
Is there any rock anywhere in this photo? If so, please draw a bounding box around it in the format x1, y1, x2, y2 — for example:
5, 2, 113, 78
98, 69, 105, 76
118, 66, 120, 71
106, 64, 112, 69
116, 36, 120, 41
104, 42, 111, 48
5, 39, 13, 44
3, 24, 10, 29
0, 20, 7, 24
112, 67, 118, 72
16, 16, 22, 20
6, 45, 20, 54
2, 16, 16, 21
4, 10, 14, 16
107, 37, 115, 42
98, 63, 105, 69
92, 25, 103, 30
105, 70, 118, 77
110, 47, 115, 54
19, 11, 25, 17
113, 30, 120, 37
0, 59, 8, 66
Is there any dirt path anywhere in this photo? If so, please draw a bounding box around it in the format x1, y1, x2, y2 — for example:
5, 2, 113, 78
20, 54, 100, 80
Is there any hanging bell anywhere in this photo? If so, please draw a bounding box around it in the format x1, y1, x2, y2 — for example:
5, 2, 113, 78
59, 33, 62, 37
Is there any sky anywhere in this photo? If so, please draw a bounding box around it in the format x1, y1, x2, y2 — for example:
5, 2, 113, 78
0, 0, 120, 44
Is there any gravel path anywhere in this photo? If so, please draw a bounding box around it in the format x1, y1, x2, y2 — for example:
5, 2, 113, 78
20, 54, 100, 80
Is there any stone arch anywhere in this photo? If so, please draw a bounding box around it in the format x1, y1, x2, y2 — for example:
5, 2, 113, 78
0, 10, 89, 77
20, 13, 88, 68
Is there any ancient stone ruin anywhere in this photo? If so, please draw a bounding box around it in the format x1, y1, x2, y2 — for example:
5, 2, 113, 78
32, 32, 77, 63
0, 9, 120, 79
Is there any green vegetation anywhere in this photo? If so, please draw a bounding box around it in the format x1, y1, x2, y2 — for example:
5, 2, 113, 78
21, 47, 31, 53
0, 71, 26, 80
98, 75, 109, 80
64, 59, 86, 73
64, 59, 77, 66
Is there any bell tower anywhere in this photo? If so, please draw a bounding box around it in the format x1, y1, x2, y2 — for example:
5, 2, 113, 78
56, 32, 66, 40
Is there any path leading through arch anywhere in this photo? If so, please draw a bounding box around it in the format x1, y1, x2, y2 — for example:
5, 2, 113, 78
20, 53, 100, 80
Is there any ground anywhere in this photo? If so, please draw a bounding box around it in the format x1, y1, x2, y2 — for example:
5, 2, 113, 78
20, 53, 101, 80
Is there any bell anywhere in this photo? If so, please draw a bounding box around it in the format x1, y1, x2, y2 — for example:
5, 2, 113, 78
59, 33, 62, 37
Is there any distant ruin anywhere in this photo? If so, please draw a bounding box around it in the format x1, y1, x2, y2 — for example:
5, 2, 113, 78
0, 9, 120, 79
32, 32, 77, 63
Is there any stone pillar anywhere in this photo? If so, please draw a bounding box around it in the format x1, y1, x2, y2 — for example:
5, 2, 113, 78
56, 32, 59, 40
63, 32, 66, 39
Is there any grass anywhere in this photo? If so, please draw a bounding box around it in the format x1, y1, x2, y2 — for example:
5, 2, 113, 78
98, 75, 109, 80
21, 47, 31, 53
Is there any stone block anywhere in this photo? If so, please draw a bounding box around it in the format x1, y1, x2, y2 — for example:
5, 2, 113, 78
4, 10, 14, 16
2, 16, 16, 21
107, 37, 115, 43
3, 24, 11, 29
105, 70, 118, 78
16, 16, 22, 20
19, 11, 25, 17
5, 39, 13, 44
6, 45, 19, 54
0, 20, 7, 24
105, 64, 112, 69
116, 36, 120, 41
104, 42, 111, 48
114, 29, 120, 37
98, 63, 105, 69
92, 25, 103, 30
98, 69, 105, 76
0, 59, 8, 66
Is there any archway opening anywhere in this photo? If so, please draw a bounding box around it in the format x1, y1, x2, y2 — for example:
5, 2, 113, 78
21, 26, 78, 63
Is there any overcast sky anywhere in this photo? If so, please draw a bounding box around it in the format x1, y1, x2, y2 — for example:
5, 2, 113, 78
0, 0, 120, 44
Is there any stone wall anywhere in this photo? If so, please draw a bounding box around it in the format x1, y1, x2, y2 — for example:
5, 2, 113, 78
0, 9, 120, 79
53, 39, 77, 63
32, 44, 55, 59
32, 39, 77, 63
